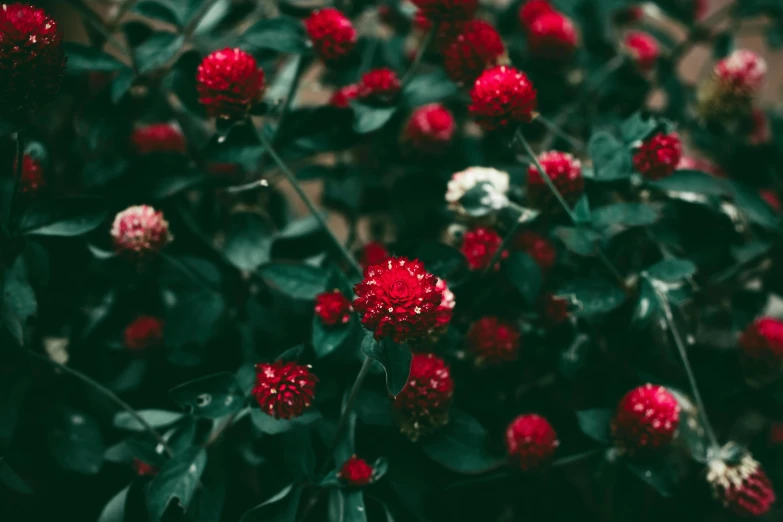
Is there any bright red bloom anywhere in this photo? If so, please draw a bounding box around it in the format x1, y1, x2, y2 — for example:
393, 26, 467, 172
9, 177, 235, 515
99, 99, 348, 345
632, 132, 682, 180
469, 66, 538, 131
411, 0, 478, 22
393, 353, 454, 441
358, 67, 401, 103
527, 11, 579, 61
612, 384, 680, 451
337, 455, 374, 486
111, 205, 172, 257
304, 8, 356, 63
467, 316, 521, 365
715, 50, 767, 96
329, 83, 360, 108
624, 31, 659, 72
518, 0, 554, 30
760, 190, 781, 213
676, 155, 726, 177
314, 289, 353, 326
442, 20, 505, 85
196, 48, 265, 118
403, 103, 455, 155
353, 257, 443, 343
505, 414, 559, 470
539, 293, 569, 326
358, 241, 389, 269
527, 150, 584, 208
512, 230, 556, 272
460, 227, 508, 271
707, 450, 776, 517
14, 154, 44, 194
0, 3, 66, 123
252, 361, 318, 420
131, 124, 186, 155
123, 316, 164, 352
132, 458, 158, 477
739, 317, 783, 371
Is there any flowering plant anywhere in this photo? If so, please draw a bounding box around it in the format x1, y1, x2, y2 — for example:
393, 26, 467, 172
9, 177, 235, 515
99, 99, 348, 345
1, 1, 782, 521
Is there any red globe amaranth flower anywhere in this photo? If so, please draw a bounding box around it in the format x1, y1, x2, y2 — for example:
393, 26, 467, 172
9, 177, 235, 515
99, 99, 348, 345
539, 293, 569, 327
442, 20, 505, 85
470, 66, 538, 131
460, 227, 508, 271
196, 48, 265, 118
314, 289, 353, 327
0, 3, 66, 123
612, 384, 680, 451
411, 0, 478, 22
358, 241, 389, 269
353, 257, 443, 343
715, 50, 767, 96
329, 84, 360, 108
632, 132, 682, 180
467, 316, 521, 365
402, 103, 455, 155
624, 31, 659, 72
527, 151, 584, 208
252, 361, 318, 420
527, 11, 579, 61
131, 124, 186, 155
132, 458, 158, 477
337, 455, 374, 486
304, 8, 356, 63
760, 190, 781, 213
505, 414, 559, 470
698, 50, 766, 121
707, 450, 776, 517
739, 317, 783, 374
14, 154, 44, 194
518, 0, 554, 31
676, 155, 726, 178
111, 205, 172, 257
358, 67, 401, 103
512, 230, 556, 272
393, 353, 454, 441
123, 316, 164, 352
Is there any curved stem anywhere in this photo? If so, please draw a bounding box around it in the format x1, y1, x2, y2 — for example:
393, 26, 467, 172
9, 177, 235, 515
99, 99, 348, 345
537, 115, 585, 152
552, 448, 602, 467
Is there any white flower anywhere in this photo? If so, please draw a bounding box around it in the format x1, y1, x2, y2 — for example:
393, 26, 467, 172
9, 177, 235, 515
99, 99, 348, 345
445, 167, 510, 216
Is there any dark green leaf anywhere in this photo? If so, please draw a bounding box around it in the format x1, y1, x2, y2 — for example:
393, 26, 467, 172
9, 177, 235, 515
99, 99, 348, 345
574, 195, 591, 225
712, 32, 734, 59
414, 242, 467, 281
402, 70, 457, 107
649, 169, 729, 198
576, 409, 612, 443
668, 389, 709, 462
588, 132, 632, 180
503, 252, 542, 304
98, 486, 128, 522
134, 0, 201, 28
223, 212, 274, 271
240, 484, 302, 522
169, 373, 245, 418
592, 203, 660, 228
313, 316, 353, 358
164, 289, 225, 348
555, 279, 626, 317
63, 43, 127, 72
113, 410, 184, 431
727, 179, 781, 230
361, 333, 412, 397
48, 408, 104, 475
0, 460, 31, 494
625, 457, 677, 497
0, 373, 29, 450
134, 32, 184, 73
258, 263, 329, 300
2, 257, 36, 345
240, 17, 307, 54
355, 390, 394, 426
250, 410, 321, 435
352, 105, 397, 134
18, 197, 107, 237
620, 113, 658, 144
645, 258, 696, 282
147, 447, 207, 522
328, 489, 367, 522
111, 69, 135, 103
632, 278, 660, 326
554, 226, 601, 256
420, 409, 503, 474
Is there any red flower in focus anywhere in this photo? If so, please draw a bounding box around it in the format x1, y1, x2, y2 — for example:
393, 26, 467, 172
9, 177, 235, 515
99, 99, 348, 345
337, 455, 374, 486
123, 316, 164, 352
403, 103, 455, 155
470, 66, 538, 130
442, 20, 505, 85
358, 67, 401, 103
527, 11, 579, 61
252, 361, 318, 420
512, 230, 556, 272
707, 449, 776, 517
353, 257, 443, 343
505, 414, 559, 470
467, 316, 521, 365
14, 154, 44, 194
393, 353, 454, 441
518, 0, 554, 31
132, 458, 158, 477
111, 205, 172, 257
739, 317, 783, 375
304, 8, 357, 63
539, 293, 569, 326
411, 0, 478, 22
460, 227, 508, 271
676, 155, 726, 177
314, 289, 353, 326
632, 132, 682, 180
196, 48, 265, 118
624, 31, 659, 72
527, 150, 584, 208
612, 384, 680, 451
329, 84, 360, 108
358, 241, 389, 268
0, 3, 66, 123
131, 124, 186, 155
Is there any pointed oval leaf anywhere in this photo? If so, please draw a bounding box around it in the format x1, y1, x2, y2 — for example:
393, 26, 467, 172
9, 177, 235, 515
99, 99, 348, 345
420, 409, 504, 474
361, 333, 412, 397
169, 373, 245, 418
147, 448, 207, 522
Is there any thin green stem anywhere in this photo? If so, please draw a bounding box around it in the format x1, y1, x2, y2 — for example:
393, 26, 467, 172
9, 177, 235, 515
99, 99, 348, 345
401, 26, 436, 86
9, 133, 23, 234
551, 448, 602, 467
537, 115, 585, 152
481, 211, 523, 277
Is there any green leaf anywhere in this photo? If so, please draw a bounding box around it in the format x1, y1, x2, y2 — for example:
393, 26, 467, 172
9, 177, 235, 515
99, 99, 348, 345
726, 179, 781, 230
111, 68, 135, 103
313, 316, 354, 358
712, 32, 734, 59
134, 32, 184, 74
223, 212, 274, 271
573, 195, 591, 225
258, 263, 329, 300
240, 484, 302, 522
592, 203, 660, 228
147, 447, 207, 522
169, 372, 245, 418
328, 489, 367, 522
2, 257, 36, 345
250, 410, 321, 435
632, 278, 660, 326
420, 409, 503, 474
0, 373, 29, 450
361, 333, 412, 397
18, 197, 107, 237
649, 169, 729, 198
98, 486, 129, 522
554, 226, 602, 256
667, 389, 710, 462
48, 408, 104, 475
588, 132, 632, 180
63, 43, 127, 72
414, 242, 467, 281
164, 289, 225, 349
352, 105, 397, 134
576, 409, 612, 443
113, 410, 184, 432
625, 457, 677, 497
240, 17, 307, 54
402, 70, 457, 107
620, 113, 658, 144
555, 279, 626, 317
645, 258, 696, 282
0, 460, 31, 494
503, 252, 542, 304
134, 0, 201, 28
355, 390, 394, 426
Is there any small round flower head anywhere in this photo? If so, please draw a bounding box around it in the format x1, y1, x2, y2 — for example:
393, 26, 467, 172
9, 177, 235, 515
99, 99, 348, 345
512, 230, 556, 273
715, 50, 767, 95
739, 317, 783, 374
111, 205, 172, 257
329, 84, 360, 108
706, 447, 776, 517
196, 48, 265, 118
505, 414, 559, 471
442, 20, 505, 85
698, 50, 766, 121
623, 31, 659, 72
402, 103, 455, 155
337, 455, 374, 486
393, 353, 454, 441
467, 316, 521, 365
446, 167, 510, 217
353, 257, 443, 343
252, 361, 318, 420
411, 0, 478, 22
460, 227, 508, 271
314, 289, 353, 327
0, 3, 66, 123
14, 154, 44, 195
518, 0, 554, 31
124, 316, 164, 352
527, 151, 584, 208
358, 67, 401, 103
470, 66, 538, 131
304, 8, 357, 63
527, 11, 579, 61
612, 384, 680, 452
676, 155, 726, 178
358, 241, 389, 269
132, 458, 159, 477
131, 124, 186, 155
632, 132, 682, 180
